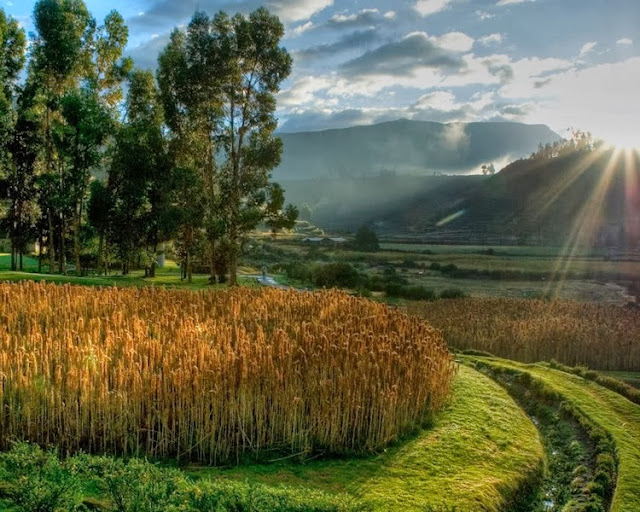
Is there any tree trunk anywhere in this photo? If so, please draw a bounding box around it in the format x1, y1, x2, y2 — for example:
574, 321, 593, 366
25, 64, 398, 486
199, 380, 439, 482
38, 233, 43, 273
59, 214, 66, 275
19, 252, 23, 272
48, 211, 55, 273
186, 250, 192, 283
209, 240, 216, 284
73, 213, 81, 275
10, 245, 16, 271
97, 233, 104, 276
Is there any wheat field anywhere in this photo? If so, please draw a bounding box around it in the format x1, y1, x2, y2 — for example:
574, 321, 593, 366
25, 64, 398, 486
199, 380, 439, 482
0, 282, 454, 464
409, 298, 640, 371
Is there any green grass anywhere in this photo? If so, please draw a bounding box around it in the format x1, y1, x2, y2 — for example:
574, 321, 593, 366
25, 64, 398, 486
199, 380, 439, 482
185, 365, 544, 511
467, 358, 640, 512
0, 254, 260, 291
602, 371, 640, 389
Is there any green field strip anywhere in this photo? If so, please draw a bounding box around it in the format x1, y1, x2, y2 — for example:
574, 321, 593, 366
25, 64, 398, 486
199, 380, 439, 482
475, 358, 640, 512
187, 365, 544, 511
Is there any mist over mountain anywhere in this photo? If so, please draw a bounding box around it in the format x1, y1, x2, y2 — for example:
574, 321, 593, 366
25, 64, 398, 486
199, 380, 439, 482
274, 119, 562, 180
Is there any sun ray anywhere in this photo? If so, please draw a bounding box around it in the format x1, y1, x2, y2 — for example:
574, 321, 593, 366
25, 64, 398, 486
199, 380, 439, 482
545, 148, 622, 297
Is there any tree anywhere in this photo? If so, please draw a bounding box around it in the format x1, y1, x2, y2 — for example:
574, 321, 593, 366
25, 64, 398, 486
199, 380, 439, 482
87, 179, 111, 274
30, 0, 95, 273
108, 70, 169, 275
157, 17, 224, 284
214, 8, 294, 285
0, 10, 28, 270
55, 87, 111, 274
353, 225, 379, 252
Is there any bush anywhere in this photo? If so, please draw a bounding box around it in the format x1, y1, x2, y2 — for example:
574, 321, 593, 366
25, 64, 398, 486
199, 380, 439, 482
439, 288, 466, 299
313, 263, 362, 289
0, 443, 84, 512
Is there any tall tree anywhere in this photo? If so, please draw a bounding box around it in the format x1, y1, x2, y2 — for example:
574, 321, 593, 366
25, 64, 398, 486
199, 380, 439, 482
157, 17, 224, 284
108, 70, 169, 275
193, 8, 294, 285
30, 0, 95, 273
54, 88, 111, 274
0, 10, 28, 270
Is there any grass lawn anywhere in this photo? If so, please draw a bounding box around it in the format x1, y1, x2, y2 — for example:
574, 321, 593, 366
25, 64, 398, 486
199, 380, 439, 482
469, 358, 640, 512
186, 365, 544, 511
0, 254, 260, 291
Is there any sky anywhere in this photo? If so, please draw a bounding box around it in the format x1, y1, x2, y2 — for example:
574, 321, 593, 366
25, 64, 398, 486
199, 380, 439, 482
6, 0, 640, 146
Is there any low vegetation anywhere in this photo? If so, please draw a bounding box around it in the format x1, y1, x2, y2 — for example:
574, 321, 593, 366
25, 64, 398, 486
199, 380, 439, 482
471, 358, 618, 511
469, 358, 640, 512
409, 298, 640, 370
0, 282, 455, 464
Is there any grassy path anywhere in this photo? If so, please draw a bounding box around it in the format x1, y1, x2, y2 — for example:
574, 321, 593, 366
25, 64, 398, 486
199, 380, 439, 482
478, 359, 640, 512
188, 365, 544, 511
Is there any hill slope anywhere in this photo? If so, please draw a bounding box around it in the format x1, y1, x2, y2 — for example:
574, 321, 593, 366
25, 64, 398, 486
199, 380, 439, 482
382, 148, 640, 245
275, 120, 561, 180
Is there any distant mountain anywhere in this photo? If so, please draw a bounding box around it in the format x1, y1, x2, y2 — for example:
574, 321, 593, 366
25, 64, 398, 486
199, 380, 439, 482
274, 119, 562, 180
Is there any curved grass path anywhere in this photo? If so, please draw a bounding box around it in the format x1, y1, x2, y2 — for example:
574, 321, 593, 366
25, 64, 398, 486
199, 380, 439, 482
188, 365, 544, 511
474, 358, 640, 512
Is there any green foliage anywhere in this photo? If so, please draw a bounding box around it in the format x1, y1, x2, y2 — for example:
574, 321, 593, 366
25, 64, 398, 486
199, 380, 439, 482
313, 262, 361, 289
0, 443, 84, 511
0, 445, 366, 512
439, 288, 466, 299
352, 226, 379, 252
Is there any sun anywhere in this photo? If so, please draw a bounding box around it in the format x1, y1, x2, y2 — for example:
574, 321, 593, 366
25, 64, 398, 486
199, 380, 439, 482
603, 132, 640, 151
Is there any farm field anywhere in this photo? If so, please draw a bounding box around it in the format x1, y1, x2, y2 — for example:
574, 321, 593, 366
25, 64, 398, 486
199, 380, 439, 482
0, 283, 638, 511
465, 357, 640, 512
408, 298, 640, 371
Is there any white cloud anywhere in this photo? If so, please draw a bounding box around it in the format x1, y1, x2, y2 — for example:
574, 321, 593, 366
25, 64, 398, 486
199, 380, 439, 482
579, 41, 598, 57
516, 57, 640, 146
496, 0, 534, 5
414, 0, 452, 17
431, 31, 475, 52
330, 9, 378, 24
478, 33, 503, 46
384, 11, 397, 20
616, 38, 633, 46
476, 10, 495, 20
270, 0, 334, 22
292, 21, 313, 37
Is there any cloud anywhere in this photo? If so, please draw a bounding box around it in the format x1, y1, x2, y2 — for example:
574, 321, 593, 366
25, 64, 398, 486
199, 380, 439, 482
327, 8, 380, 28
616, 38, 633, 46
431, 32, 474, 53
476, 10, 495, 20
340, 32, 464, 78
496, 0, 534, 5
579, 41, 598, 57
414, 0, 452, 17
511, 57, 640, 145
130, 0, 334, 30
291, 21, 313, 37
383, 11, 397, 20
126, 33, 171, 71
478, 33, 503, 46
294, 29, 379, 62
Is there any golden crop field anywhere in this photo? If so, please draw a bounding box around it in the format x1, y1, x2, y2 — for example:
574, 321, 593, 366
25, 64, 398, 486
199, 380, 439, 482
0, 282, 454, 464
408, 298, 640, 371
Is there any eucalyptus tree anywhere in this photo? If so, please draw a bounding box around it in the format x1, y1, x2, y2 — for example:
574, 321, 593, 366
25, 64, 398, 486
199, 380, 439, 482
30, 0, 95, 273
157, 15, 224, 284
0, 10, 28, 270
214, 8, 294, 285
108, 70, 170, 275
159, 8, 297, 285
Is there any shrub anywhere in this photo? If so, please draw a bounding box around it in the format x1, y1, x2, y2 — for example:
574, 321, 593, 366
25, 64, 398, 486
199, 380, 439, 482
439, 288, 466, 299
313, 262, 361, 288
0, 443, 84, 512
